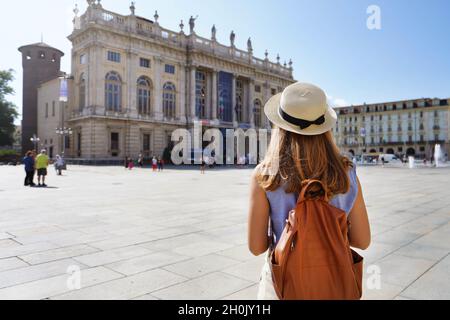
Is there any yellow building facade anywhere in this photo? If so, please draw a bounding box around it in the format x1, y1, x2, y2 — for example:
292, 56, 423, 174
334, 98, 450, 160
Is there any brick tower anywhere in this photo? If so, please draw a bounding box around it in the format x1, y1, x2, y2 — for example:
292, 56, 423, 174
18, 42, 64, 154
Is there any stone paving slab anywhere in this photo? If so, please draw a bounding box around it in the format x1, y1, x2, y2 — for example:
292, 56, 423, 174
52, 269, 187, 300
0, 257, 29, 273
0, 266, 122, 300
0, 242, 59, 260
400, 254, 450, 300
0, 240, 21, 249
0, 258, 87, 289
0, 165, 449, 299
151, 272, 253, 300
73, 246, 153, 268
163, 254, 241, 279
106, 251, 191, 276
19, 244, 99, 265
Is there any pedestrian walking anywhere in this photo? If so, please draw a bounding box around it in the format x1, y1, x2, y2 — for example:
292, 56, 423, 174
248, 83, 370, 300
152, 157, 158, 172
128, 158, 134, 170
35, 149, 50, 187
23, 151, 36, 187
159, 158, 164, 172
55, 155, 65, 176
138, 154, 144, 168
200, 157, 206, 174
157, 158, 161, 171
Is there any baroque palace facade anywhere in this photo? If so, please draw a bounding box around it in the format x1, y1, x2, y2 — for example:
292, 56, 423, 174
334, 97, 450, 159
29, 1, 295, 162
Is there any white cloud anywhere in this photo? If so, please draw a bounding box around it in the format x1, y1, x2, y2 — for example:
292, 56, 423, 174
327, 96, 350, 108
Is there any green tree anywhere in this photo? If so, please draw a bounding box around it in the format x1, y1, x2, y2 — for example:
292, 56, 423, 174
0, 69, 18, 147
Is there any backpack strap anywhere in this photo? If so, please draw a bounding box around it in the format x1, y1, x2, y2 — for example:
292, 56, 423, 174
298, 179, 329, 203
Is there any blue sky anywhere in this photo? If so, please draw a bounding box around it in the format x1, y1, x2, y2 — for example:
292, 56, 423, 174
1, 0, 449, 123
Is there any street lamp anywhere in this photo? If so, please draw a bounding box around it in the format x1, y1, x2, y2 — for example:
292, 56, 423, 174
55, 127, 73, 156
30, 134, 40, 153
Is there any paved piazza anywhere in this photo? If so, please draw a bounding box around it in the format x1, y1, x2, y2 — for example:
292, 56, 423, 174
0, 164, 449, 300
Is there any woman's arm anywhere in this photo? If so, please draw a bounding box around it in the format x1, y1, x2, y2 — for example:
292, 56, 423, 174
348, 177, 371, 250
248, 170, 271, 256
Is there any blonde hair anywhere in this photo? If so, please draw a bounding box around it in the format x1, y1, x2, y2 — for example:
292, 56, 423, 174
256, 128, 352, 198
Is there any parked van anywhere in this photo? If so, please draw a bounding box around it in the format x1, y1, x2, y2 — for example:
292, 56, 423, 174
379, 154, 401, 164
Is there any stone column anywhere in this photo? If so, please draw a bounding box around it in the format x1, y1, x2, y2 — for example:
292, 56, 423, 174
153, 56, 163, 120
232, 74, 237, 128
96, 46, 105, 113
263, 81, 271, 129
211, 70, 218, 121
127, 50, 138, 118
190, 66, 197, 120
205, 73, 212, 120
248, 78, 255, 128
178, 63, 186, 121
89, 45, 101, 111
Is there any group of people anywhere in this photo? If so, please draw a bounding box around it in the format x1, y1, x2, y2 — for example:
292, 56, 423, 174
23, 150, 66, 187
23, 149, 51, 187
125, 155, 165, 172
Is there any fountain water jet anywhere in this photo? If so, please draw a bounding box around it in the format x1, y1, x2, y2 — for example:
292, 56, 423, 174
434, 144, 442, 168
408, 156, 415, 169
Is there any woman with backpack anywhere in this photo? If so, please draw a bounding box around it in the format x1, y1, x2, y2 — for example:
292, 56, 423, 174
248, 82, 371, 300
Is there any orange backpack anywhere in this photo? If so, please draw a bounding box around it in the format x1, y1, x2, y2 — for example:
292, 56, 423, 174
270, 180, 363, 300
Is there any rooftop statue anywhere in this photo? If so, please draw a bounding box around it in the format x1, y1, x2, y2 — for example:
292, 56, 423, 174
247, 37, 253, 53
211, 25, 217, 41
230, 31, 236, 47
189, 15, 198, 34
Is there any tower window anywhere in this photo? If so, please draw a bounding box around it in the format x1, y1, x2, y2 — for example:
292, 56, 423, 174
110, 132, 120, 157
163, 82, 177, 119
107, 51, 121, 63
165, 64, 175, 74
39, 51, 46, 59
80, 54, 87, 65
140, 58, 150, 68
105, 71, 122, 112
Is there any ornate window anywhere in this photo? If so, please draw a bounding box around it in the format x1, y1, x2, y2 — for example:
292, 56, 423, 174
105, 72, 122, 112
165, 64, 175, 74
163, 82, 176, 119
254, 99, 262, 127
142, 133, 151, 158
195, 71, 207, 119
79, 73, 86, 111
236, 79, 244, 122
140, 58, 150, 68
107, 51, 121, 63
137, 77, 152, 115
110, 132, 120, 157
80, 54, 87, 65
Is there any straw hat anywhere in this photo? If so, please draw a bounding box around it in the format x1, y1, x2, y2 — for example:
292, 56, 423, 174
264, 82, 337, 135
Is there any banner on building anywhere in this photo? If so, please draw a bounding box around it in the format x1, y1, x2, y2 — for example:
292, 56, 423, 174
60, 78, 68, 102
360, 127, 366, 137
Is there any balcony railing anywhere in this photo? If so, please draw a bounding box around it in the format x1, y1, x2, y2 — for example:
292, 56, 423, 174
75, 6, 293, 79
